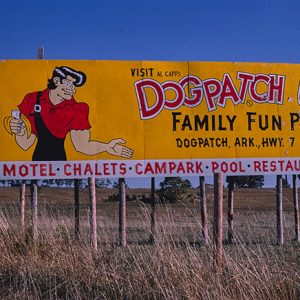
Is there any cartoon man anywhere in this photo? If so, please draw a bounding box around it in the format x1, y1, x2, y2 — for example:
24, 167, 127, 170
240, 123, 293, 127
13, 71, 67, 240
6, 66, 133, 161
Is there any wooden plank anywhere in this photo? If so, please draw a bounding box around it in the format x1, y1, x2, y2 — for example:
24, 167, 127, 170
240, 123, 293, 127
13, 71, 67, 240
30, 181, 38, 241
213, 173, 223, 271
20, 181, 26, 229
37, 47, 44, 59
199, 176, 208, 245
88, 177, 97, 250
227, 177, 234, 244
276, 175, 284, 245
22, 48, 44, 234
292, 175, 300, 243
74, 179, 80, 240
119, 178, 127, 247
150, 177, 156, 244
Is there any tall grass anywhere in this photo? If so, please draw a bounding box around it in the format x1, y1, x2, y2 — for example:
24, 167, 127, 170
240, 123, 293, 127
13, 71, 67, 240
0, 200, 299, 299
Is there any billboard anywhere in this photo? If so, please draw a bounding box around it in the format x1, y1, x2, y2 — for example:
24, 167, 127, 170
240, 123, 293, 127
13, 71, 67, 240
1, 60, 300, 179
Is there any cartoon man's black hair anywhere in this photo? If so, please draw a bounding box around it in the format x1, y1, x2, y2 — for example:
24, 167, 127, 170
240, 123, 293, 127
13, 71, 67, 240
47, 66, 87, 89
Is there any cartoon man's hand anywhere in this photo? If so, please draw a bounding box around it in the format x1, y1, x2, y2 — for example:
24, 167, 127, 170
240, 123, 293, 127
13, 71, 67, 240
9, 117, 26, 136
106, 139, 133, 158
4, 112, 31, 137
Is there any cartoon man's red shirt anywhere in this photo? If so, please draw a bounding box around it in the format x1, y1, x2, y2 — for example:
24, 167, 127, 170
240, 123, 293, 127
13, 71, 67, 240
18, 89, 91, 138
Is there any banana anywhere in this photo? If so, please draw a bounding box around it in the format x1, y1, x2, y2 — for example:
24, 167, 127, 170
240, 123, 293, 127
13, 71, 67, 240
21, 114, 32, 137
3, 116, 12, 135
3, 114, 31, 138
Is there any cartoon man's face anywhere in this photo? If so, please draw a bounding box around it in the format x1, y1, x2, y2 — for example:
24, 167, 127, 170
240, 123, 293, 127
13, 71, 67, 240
53, 75, 76, 100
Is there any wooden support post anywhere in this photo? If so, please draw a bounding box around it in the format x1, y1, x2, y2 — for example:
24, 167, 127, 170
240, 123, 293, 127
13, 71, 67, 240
30, 180, 38, 241
37, 47, 44, 59
74, 179, 80, 240
150, 177, 156, 244
292, 175, 300, 243
88, 177, 97, 250
227, 177, 234, 244
119, 178, 127, 247
23, 48, 44, 234
199, 176, 208, 245
213, 173, 223, 271
20, 180, 26, 230
276, 175, 284, 245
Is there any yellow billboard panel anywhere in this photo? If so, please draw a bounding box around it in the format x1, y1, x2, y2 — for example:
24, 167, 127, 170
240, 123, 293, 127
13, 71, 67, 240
1, 60, 300, 179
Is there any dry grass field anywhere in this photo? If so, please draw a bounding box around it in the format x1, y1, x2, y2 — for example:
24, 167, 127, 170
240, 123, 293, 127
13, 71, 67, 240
0, 185, 299, 299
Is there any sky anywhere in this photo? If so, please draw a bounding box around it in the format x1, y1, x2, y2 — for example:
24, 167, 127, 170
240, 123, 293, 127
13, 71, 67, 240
1, 0, 300, 188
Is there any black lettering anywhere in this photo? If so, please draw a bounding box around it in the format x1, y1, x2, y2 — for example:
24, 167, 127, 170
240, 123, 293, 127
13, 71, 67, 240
172, 112, 181, 131
247, 112, 256, 131
290, 113, 300, 130
176, 138, 183, 148
182, 115, 193, 131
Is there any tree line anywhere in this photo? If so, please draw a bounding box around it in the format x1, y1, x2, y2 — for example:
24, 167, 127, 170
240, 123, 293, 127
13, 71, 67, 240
1, 175, 291, 203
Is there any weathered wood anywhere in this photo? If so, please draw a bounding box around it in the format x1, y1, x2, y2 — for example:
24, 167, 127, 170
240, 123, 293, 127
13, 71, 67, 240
292, 175, 300, 243
199, 176, 208, 245
227, 177, 234, 244
119, 178, 127, 247
74, 179, 80, 240
30, 181, 38, 241
25, 48, 44, 235
150, 177, 156, 244
276, 175, 284, 245
213, 173, 223, 271
37, 47, 44, 59
20, 181, 26, 229
88, 177, 97, 250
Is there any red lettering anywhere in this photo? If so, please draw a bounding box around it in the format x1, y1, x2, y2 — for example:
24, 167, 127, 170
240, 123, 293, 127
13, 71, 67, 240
249, 74, 270, 102
135, 163, 143, 175
64, 164, 72, 176
237, 72, 255, 102
40, 164, 47, 176
73, 163, 82, 176
268, 75, 285, 104
180, 76, 203, 107
19, 165, 28, 177
293, 160, 300, 171
144, 163, 154, 174
177, 162, 185, 173
230, 162, 238, 173
154, 162, 166, 174
262, 160, 268, 172
169, 162, 176, 173
253, 161, 261, 172
211, 161, 219, 172
278, 160, 285, 172
103, 163, 110, 176
135, 79, 165, 119
270, 161, 277, 172
134, 72, 287, 119
195, 162, 203, 173
95, 164, 102, 176
220, 162, 228, 173
29, 164, 38, 176
120, 163, 127, 175
202, 79, 222, 111
162, 81, 185, 109
84, 163, 93, 176
3, 164, 15, 176
238, 161, 245, 173
49, 164, 56, 176
186, 162, 194, 173
218, 74, 241, 107
286, 160, 293, 171
111, 163, 117, 176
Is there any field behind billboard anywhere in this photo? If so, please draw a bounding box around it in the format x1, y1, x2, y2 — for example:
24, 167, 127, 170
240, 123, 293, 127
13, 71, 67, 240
0, 186, 298, 299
